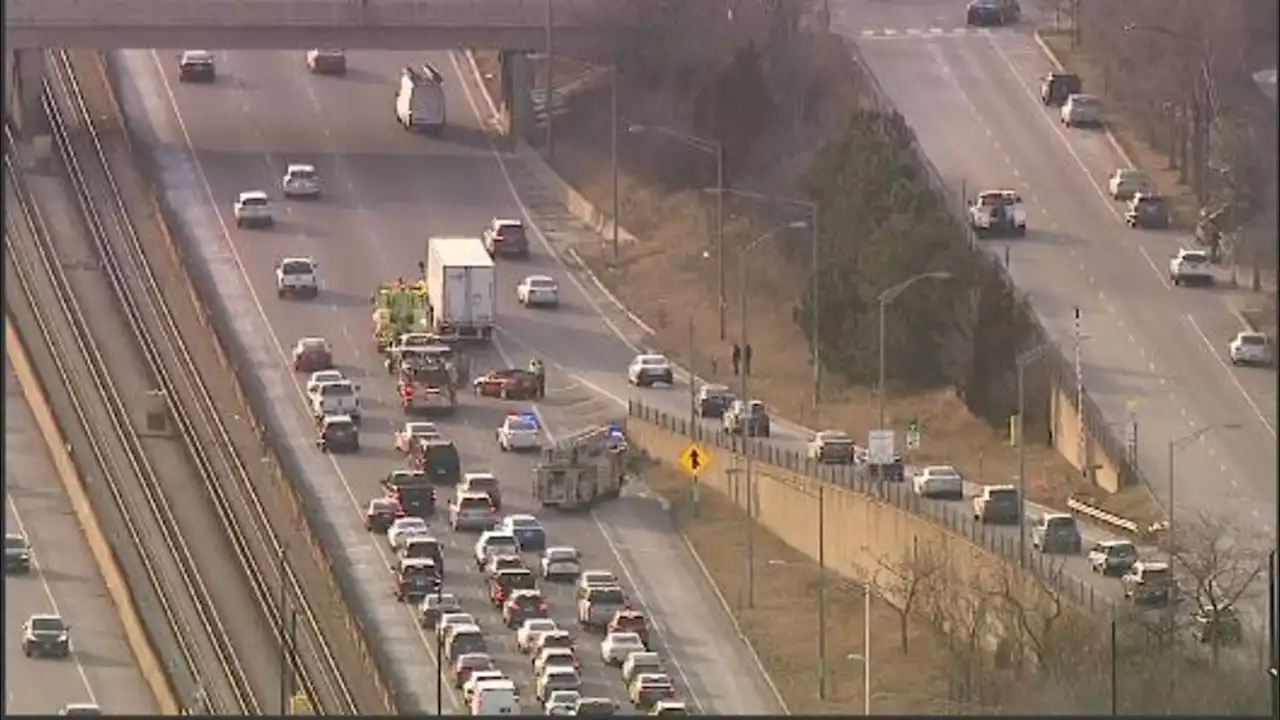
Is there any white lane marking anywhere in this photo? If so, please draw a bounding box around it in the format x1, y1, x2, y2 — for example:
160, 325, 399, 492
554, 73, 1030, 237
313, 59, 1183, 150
144, 49, 465, 711
453, 52, 784, 714
1138, 246, 1171, 290
1184, 313, 1277, 437
487, 335, 706, 713
6, 494, 99, 707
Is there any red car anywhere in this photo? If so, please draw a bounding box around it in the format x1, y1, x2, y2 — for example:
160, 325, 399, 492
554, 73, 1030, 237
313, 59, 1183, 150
471, 368, 539, 400
292, 337, 334, 373
608, 608, 651, 647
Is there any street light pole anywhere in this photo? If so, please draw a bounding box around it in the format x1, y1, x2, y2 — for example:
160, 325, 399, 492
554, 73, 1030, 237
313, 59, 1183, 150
1015, 343, 1049, 567
544, 0, 554, 157
737, 220, 807, 610
817, 483, 827, 699
629, 125, 725, 337
609, 65, 619, 261
862, 580, 872, 716
876, 272, 953, 431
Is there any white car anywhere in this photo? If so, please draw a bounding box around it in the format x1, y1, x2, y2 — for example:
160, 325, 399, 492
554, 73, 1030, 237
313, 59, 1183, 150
536, 666, 582, 703
387, 517, 430, 549
517, 618, 559, 653
281, 163, 321, 198
436, 611, 476, 641
600, 631, 646, 666
1168, 249, 1214, 287
1229, 331, 1272, 367
912, 465, 964, 500
1061, 93, 1102, 126
308, 379, 361, 422
58, 704, 102, 716
394, 421, 441, 453
233, 190, 274, 228
517, 275, 560, 308
627, 354, 674, 387
276, 256, 320, 299
463, 669, 508, 702
474, 531, 520, 568
1107, 168, 1151, 200
306, 369, 345, 395
497, 413, 541, 452
544, 689, 581, 715
576, 570, 619, 596
541, 547, 581, 580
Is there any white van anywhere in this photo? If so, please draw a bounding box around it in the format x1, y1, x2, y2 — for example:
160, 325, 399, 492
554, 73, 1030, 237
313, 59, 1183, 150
396, 64, 446, 135
470, 679, 519, 715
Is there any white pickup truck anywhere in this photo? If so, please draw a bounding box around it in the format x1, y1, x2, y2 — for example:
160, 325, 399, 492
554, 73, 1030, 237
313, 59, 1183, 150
276, 257, 320, 299
308, 379, 361, 423
1168, 249, 1213, 287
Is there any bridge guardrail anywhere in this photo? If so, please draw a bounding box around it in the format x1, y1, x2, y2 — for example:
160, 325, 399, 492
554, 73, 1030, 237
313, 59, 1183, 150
628, 401, 1108, 615
4, 0, 625, 27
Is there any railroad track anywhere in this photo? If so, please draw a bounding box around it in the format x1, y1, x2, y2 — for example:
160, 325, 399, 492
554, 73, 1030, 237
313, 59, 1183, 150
3, 49, 358, 715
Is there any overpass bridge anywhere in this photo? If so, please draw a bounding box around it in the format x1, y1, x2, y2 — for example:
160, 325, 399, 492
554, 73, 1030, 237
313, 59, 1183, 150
3, 0, 630, 50
5, 0, 629, 136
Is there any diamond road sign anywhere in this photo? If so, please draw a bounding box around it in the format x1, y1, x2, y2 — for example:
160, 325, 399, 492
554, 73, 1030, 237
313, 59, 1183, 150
678, 443, 713, 477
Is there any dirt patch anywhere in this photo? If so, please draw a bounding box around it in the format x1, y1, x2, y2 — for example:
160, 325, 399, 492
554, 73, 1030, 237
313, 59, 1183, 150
1038, 32, 1200, 232
641, 463, 956, 714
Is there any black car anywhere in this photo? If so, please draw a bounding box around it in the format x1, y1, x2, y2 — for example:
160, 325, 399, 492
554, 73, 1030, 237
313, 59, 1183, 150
1040, 72, 1082, 106
415, 439, 462, 485
23, 615, 71, 658
503, 590, 550, 628
178, 51, 216, 82
5, 533, 32, 574
966, 0, 1019, 26
695, 384, 736, 418
382, 471, 437, 518
1126, 194, 1170, 229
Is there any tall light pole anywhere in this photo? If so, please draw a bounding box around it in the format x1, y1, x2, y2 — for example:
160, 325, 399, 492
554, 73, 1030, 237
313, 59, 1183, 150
766, 483, 828, 699
1166, 423, 1240, 567
701, 187, 821, 407
740, 220, 808, 610
629, 124, 725, 337
1123, 23, 1213, 205
876, 272, 952, 431
543, 0, 554, 157
846, 580, 872, 715
1016, 342, 1050, 567
609, 65, 619, 261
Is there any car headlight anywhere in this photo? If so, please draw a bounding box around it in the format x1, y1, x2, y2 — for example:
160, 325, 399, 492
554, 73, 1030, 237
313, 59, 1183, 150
59, 632, 69, 641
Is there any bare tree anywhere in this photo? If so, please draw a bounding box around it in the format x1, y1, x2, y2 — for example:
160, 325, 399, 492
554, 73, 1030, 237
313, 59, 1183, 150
870, 535, 947, 653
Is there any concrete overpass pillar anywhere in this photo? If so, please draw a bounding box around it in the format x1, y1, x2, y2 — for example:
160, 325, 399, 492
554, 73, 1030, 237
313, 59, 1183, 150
6, 49, 49, 138
506, 51, 536, 143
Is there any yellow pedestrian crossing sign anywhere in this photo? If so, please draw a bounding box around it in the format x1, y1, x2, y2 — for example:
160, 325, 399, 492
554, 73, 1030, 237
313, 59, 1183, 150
678, 443, 713, 477
289, 692, 313, 715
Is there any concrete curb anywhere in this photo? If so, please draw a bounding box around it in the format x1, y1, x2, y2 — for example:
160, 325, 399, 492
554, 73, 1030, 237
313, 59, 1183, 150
5, 315, 181, 716
1032, 30, 1137, 170
462, 50, 638, 247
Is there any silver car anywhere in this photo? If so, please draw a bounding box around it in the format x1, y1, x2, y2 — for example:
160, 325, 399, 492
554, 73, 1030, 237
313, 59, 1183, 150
1061, 93, 1102, 127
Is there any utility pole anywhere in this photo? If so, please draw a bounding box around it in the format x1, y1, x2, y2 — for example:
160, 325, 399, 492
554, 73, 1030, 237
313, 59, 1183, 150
278, 547, 288, 715
609, 65, 619, 261
687, 317, 697, 435
1074, 306, 1085, 478
544, 0, 554, 157
817, 483, 827, 699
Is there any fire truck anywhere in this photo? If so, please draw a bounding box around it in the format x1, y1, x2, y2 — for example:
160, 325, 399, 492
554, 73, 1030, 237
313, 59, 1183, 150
398, 358, 458, 415
372, 279, 430, 352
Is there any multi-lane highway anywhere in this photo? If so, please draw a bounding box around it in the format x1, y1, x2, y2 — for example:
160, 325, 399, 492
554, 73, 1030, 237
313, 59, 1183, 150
4, 370, 158, 716
835, 1, 1276, 545
110, 47, 783, 713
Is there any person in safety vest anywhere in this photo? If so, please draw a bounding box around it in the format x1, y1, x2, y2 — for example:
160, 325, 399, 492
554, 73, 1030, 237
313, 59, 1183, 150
528, 358, 546, 398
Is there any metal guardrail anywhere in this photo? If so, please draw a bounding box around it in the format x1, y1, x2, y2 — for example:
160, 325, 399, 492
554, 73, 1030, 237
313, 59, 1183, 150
1066, 496, 1168, 538
629, 401, 1109, 614
4, 0, 626, 27
845, 40, 1149, 494
38, 49, 359, 714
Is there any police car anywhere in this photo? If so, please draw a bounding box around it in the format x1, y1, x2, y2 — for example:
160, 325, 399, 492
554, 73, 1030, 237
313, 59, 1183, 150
497, 413, 541, 452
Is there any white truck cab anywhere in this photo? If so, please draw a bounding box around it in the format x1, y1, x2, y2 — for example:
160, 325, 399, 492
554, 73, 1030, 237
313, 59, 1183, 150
396, 64, 447, 135
968, 189, 1027, 237
309, 379, 361, 422
276, 257, 320, 299
233, 190, 274, 228
281, 163, 321, 198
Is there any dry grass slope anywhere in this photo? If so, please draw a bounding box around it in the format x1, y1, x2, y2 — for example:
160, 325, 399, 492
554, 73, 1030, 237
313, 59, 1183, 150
642, 464, 957, 715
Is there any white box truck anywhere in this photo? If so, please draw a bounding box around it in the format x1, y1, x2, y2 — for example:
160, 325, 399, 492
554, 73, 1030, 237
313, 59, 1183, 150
425, 237, 495, 341
396, 63, 446, 135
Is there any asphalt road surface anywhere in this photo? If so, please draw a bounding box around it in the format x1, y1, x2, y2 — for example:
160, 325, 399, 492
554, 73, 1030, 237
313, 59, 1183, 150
3, 370, 158, 716
837, 1, 1276, 548
112, 47, 783, 714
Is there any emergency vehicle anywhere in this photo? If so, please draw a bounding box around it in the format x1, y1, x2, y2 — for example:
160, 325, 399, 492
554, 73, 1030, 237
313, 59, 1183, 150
497, 413, 542, 452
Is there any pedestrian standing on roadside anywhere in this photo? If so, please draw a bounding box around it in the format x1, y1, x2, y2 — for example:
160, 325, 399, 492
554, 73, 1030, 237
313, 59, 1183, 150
731, 343, 742, 376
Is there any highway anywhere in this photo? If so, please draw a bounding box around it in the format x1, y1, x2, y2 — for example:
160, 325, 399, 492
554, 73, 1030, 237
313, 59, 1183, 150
833, 0, 1276, 613
3, 370, 158, 716
111, 47, 784, 714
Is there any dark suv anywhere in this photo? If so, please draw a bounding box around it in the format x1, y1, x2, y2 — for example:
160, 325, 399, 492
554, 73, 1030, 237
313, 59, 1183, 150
966, 0, 1020, 26
1040, 72, 1082, 106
